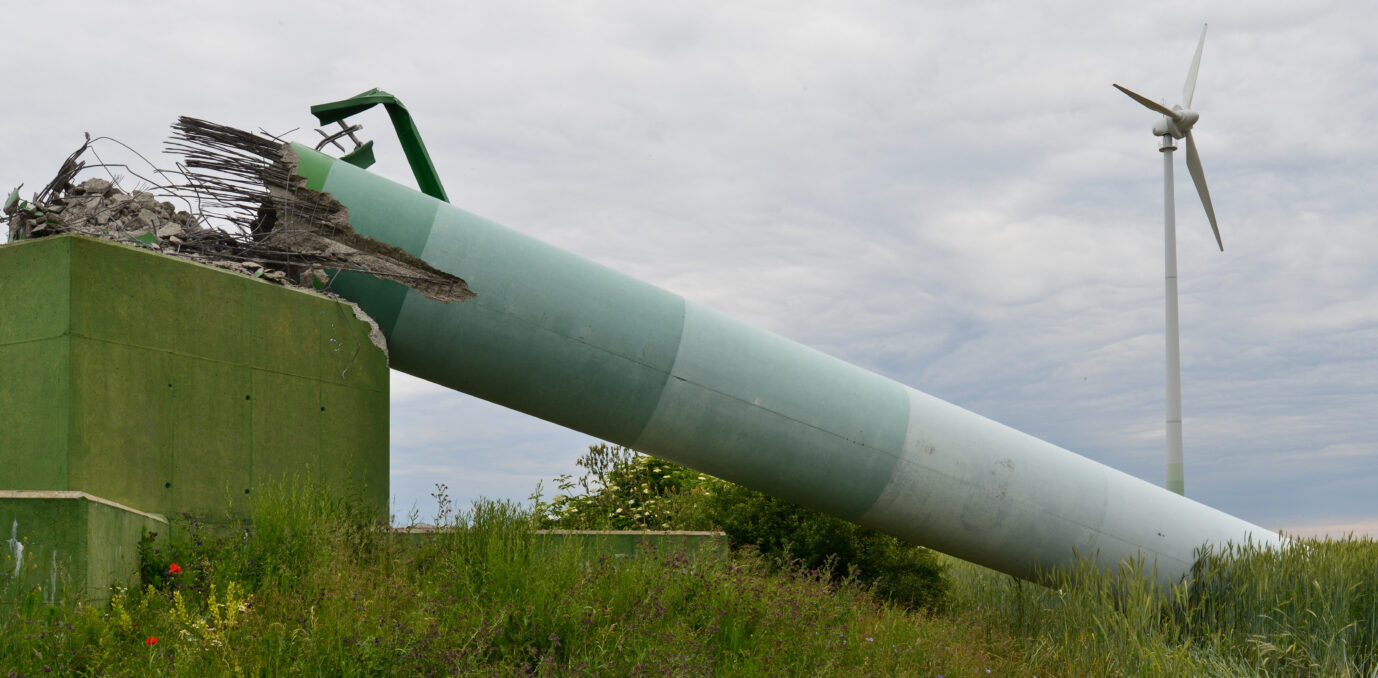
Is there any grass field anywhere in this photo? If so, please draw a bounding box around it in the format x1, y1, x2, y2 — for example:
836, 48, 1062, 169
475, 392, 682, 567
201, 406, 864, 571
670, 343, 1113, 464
2, 482, 1374, 676
943, 536, 1377, 676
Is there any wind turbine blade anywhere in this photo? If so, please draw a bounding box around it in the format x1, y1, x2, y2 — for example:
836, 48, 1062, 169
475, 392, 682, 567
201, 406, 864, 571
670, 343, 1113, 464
1183, 24, 1208, 108
1185, 131, 1223, 250
1113, 84, 1183, 120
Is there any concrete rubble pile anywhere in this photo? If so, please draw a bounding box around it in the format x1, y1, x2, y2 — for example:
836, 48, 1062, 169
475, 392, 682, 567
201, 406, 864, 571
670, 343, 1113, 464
5, 123, 486, 358
3, 120, 478, 355
5, 177, 312, 285
3, 175, 395, 354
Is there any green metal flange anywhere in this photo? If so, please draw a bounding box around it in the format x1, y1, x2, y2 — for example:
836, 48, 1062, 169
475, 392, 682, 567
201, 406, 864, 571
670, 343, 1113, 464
311, 89, 449, 203
340, 140, 376, 169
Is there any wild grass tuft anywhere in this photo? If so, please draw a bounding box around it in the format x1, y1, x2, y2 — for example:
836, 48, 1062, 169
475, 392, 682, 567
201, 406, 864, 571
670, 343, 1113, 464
945, 536, 1378, 676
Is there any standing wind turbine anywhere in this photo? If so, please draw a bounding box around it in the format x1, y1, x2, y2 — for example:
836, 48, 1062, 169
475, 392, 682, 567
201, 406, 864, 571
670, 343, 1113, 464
1113, 24, 1221, 496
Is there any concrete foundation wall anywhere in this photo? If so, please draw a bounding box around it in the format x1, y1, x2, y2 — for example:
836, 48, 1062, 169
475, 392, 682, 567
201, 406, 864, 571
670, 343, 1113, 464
2, 491, 168, 603
0, 235, 389, 521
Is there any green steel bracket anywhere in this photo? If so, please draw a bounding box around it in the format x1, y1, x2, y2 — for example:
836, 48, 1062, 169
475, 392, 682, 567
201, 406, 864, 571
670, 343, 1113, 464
311, 89, 449, 203
340, 141, 376, 169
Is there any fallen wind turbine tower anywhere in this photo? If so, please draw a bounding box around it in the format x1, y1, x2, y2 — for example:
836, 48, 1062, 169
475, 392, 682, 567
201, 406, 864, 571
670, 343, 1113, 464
43, 87, 1276, 589
233, 87, 1276, 586
1114, 23, 1223, 497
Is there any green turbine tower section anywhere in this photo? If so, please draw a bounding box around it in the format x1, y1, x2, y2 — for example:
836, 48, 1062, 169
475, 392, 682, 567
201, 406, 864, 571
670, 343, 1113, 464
293, 144, 1281, 584
305, 145, 907, 520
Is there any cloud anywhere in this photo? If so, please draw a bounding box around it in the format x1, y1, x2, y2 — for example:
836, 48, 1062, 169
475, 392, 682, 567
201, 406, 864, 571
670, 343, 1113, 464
3, 2, 1375, 534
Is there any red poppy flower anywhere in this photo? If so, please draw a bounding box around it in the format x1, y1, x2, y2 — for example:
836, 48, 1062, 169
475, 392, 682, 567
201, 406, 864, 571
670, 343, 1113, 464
145, 636, 158, 646
167, 563, 182, 575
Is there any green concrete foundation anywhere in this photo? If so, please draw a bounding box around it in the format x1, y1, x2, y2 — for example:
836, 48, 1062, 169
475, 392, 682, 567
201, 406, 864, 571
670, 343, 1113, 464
1, 491, 167, 604
1, 234, 390, 598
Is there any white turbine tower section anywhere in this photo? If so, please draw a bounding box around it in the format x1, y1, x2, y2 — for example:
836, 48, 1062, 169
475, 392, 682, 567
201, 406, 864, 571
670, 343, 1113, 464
1114, 24, 1222, 496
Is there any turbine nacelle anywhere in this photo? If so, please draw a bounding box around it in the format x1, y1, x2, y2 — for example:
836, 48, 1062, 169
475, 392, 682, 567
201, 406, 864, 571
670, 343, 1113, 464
1111, 84, 1201, 138
1153, 108, 1199, 139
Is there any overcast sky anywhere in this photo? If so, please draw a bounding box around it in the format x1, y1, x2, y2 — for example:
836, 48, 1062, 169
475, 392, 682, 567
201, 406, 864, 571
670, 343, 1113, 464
3, 2, 1375, 537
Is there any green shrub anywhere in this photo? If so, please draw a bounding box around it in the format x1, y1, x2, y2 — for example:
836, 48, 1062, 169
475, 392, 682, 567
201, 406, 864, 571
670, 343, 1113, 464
708, 481, 948, 611
539, 444, 948, 610
538, 444, 718, 530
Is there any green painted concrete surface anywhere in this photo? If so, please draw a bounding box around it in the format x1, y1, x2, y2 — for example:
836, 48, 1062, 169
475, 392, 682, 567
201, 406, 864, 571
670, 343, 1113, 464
0, 235, 389, 521
1, 491, 167, 603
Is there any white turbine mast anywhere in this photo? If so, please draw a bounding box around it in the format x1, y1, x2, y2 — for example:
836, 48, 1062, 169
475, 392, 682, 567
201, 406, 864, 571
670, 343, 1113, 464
1113, 23, 1221, 496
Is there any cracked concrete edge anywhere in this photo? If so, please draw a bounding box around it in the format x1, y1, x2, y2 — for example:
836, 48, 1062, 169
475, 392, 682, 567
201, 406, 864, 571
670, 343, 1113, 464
273, 144, 475, 306
347, 300, 390, 359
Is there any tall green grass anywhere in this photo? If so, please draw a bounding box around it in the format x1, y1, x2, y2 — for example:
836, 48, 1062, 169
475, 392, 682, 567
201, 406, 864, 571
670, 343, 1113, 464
1, 483, 1029, 676
944, 537, 1378, 676
6, 477, 1374, 676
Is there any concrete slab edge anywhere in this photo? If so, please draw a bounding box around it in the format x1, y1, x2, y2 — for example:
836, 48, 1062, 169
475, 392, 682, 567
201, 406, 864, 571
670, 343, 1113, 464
0, 491, 168, 523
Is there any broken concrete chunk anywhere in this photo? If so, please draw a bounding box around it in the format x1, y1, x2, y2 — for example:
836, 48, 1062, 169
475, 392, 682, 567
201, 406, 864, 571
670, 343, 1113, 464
299, 268, 326, 288
75, 178, 111, 196
133, 209, 161, 231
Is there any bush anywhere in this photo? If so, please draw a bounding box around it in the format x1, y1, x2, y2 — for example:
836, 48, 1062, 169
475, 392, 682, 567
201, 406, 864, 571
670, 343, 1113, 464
540, 444, 947, 610
538, 444, 717, 531
708, 481, 947, 611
